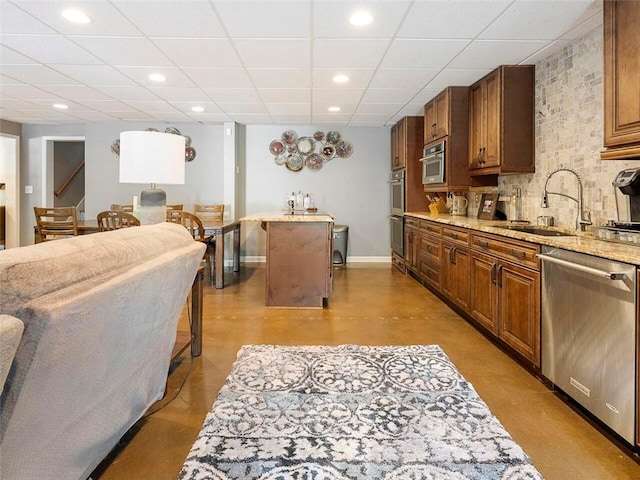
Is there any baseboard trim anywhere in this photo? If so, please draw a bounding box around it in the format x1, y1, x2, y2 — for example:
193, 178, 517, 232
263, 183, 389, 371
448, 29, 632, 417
238, 256, 392, 264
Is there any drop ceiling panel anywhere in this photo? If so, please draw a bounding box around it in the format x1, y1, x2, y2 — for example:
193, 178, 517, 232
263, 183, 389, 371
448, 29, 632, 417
425, 68, 493, 90
313, 39, 391, 69
11, 0, 140, 36
1, 64, 81, 85
369, 68, 440, 89
50, 64, 139, 86
91, 85, 162, 101
114, 66, 196, 87
1, 34, 102, 64
312, 68, 375, 88
448, 40, 548, 69
312, 0, 411, 38
0, 45, 39, 64
234, 39, 311, 69
313, 88, 364, 103
214, 1, 311, 38
112, 0, 226, 38
398, 1, 511, 39
0, 84, 62, 100
204, 87, 262, 103
183, 68, 254, 88
381, 39, 470, 69
479, 0, 596, 40
247, 69, 311, 89
259, 88, 310, 103
70, 36, 173, 66
147, 86, 211, 103
39, 86, 113, 101
152, 38, 243, 68
0, 2, 57, 34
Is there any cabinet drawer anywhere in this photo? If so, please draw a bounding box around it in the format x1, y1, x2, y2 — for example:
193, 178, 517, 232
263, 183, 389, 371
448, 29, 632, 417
420, 233, 441, 262
420, 220, 442, 235
405, 216, 420, 228
442, 226, 469, 246
418, 253, 441, 289
391, 251, 405, 273
470, 232, 539, 270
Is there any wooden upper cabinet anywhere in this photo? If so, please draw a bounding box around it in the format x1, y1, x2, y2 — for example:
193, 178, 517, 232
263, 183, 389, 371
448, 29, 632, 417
602, 0, 640, 159
424, 89, 450, 142
468, 65, 535, 176
391, 116, 423, 171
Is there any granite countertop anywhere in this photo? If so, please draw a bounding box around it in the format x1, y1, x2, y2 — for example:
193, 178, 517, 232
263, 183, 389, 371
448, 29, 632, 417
241, 210, 335, 222
406, 212, 640, 266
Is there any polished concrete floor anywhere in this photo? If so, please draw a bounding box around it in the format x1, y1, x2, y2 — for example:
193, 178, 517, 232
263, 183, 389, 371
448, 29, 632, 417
93, 263, 640, 480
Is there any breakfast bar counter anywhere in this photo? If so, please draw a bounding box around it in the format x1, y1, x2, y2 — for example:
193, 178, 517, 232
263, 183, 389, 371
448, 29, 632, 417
241, 211, 334, 308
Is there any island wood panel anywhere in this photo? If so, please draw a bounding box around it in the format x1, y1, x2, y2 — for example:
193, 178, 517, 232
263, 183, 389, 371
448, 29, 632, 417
266, 221, 332, 308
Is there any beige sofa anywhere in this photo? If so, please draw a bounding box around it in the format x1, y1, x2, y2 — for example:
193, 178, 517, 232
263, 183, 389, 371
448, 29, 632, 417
0, 222, 205, 480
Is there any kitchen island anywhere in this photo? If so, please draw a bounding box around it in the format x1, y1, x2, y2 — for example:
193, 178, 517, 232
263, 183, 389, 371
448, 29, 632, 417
241, 211, 334, 308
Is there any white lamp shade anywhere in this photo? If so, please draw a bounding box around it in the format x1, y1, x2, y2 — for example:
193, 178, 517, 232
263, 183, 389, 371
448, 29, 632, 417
119, 131, 185, 185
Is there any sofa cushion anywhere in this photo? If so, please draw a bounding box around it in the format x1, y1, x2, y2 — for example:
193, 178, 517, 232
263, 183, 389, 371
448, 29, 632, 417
0, 315, 23, 393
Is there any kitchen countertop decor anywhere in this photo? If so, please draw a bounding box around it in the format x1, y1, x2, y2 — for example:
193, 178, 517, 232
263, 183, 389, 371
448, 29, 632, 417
406, 212, 640, 265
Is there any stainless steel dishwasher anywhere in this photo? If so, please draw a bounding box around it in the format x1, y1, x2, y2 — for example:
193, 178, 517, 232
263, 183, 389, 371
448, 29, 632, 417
539, 246, 636, 444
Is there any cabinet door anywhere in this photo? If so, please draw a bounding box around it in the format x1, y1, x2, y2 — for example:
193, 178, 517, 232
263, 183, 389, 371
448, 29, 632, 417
468, 82, 484, 170
442, 241, 470, 312
391, 124, 399, 170
482, 70, 501, 168
498, 261, 540, 367
604, 0, 640, 151
424, 100, 436, 142
405, 226, 420, 272
469, 250, 499, 335
435, 89, 449, 139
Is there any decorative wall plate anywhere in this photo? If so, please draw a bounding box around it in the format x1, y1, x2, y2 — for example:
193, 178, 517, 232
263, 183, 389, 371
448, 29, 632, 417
296, 136, 315, 154
305, 153, 323, 171
326, 131, 341, 144
269, 139, 285, 155
335, 140, 353, 158
274, 153, 286, 165
285, 153, 304, 171
282, 130, 298, 144
313, 131, 325, 141
320, 144, 336, 160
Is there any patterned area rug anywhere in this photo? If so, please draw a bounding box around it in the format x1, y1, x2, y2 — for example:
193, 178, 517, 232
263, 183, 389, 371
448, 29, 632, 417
179, 345, 543, 480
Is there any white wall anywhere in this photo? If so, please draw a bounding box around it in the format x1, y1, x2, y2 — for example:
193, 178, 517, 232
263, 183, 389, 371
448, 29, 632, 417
84, 123, 224, 220
243, 125, 391, 260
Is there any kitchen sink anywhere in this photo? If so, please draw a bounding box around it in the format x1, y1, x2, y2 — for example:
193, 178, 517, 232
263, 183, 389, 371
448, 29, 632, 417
501, 225, 577, 237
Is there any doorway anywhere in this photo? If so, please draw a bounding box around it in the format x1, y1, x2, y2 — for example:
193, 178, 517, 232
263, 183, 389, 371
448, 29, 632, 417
0, 133, 20, 249
41, 136, 85, 219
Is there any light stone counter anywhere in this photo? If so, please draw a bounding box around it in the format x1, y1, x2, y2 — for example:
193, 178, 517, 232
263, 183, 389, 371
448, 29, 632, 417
406, 212, 640, 266
241, 210, 334, 223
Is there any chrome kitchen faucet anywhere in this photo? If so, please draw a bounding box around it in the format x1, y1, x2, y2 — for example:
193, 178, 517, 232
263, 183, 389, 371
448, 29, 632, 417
541, 167, 592, 231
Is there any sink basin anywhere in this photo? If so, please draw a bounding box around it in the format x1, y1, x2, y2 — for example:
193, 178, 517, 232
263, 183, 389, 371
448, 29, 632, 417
502, 225, 576, 237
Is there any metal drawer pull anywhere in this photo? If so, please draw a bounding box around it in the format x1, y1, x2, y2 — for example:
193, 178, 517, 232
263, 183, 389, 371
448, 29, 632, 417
490, 262, 497, 284
510, 248, 526, 258
476, 239, 489, 247
449, 232, 458, 239
537, 254, 627, 280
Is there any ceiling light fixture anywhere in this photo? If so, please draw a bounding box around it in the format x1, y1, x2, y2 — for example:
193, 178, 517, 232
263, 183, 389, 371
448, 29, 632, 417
191, 106, 205, 113
333, 74, 349, 84
53, 103, 69, 110
328, 106, 341, 112
61, 9, 91, 24
148, 73, 166, 82
348, 11, 373, 26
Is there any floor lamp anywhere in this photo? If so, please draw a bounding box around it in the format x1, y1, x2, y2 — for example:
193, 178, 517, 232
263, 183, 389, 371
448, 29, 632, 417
119, 131, 185, 225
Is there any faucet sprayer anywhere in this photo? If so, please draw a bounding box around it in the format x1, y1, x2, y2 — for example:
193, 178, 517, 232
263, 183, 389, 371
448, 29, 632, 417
541, 167, 592, 231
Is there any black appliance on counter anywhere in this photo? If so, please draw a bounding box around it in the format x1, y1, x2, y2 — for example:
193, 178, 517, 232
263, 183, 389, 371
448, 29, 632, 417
596, 167, 640, 245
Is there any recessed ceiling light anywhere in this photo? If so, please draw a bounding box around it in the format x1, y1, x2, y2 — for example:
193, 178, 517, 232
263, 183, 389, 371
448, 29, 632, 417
333, 74, 349, 84
191, 106, 205, 113
148, 73, 166, 82
61, 9, 91, 24
349, 10, 373, 26
53, 103, 69, 110
328, 106, 341, 112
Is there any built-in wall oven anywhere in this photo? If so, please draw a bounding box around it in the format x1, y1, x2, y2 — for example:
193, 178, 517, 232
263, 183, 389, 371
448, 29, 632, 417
390, 170, 404, 256
420, 140, 445, 185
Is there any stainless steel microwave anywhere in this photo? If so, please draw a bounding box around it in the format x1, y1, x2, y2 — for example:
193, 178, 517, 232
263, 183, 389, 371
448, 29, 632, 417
420, 141, 445, 185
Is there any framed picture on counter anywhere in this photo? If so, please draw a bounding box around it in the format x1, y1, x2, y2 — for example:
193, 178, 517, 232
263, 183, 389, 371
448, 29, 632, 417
477, 193, 499, 220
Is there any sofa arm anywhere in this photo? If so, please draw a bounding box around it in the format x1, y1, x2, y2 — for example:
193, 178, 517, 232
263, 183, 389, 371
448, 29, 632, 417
0, 314, 23, 393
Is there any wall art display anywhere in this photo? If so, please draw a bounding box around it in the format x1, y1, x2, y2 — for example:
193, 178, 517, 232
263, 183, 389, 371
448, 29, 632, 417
111, 127, 196, 162
269, 130, 354, 172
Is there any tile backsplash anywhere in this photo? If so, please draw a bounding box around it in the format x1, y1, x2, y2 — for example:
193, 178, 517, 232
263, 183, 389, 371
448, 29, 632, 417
497, 23, 639, 229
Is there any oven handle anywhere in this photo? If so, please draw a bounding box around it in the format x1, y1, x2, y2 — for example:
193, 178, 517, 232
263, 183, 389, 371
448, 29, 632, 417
537, 253, 628, 280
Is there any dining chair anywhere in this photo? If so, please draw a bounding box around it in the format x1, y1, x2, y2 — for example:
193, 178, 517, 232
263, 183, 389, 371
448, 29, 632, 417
166, 204, 183, 211
110, 204, 134, 212
194, 204, 224, 222
167, 210, 215, 280
34, 206, 78, 241
193, 205, 224, 281
97, 210, 140, 231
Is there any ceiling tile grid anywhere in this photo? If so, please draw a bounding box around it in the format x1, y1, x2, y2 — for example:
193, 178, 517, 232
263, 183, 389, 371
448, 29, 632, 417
0, 0, 602, 126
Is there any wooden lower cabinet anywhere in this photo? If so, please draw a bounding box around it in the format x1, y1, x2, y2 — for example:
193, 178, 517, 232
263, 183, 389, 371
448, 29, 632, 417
404, 215, 542, 370
441, 240, 470, 312
470, 247, 541, 368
